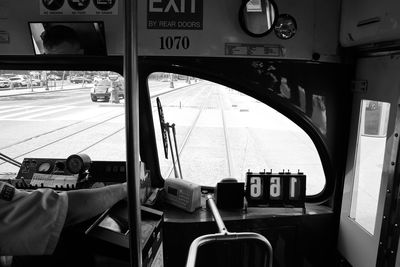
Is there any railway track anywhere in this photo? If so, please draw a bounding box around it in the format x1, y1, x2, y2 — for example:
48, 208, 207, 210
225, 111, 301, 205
157, 83, 235, 183
0, 112, 125, 166
1, 80, 242, 185
0, 81, 200, 168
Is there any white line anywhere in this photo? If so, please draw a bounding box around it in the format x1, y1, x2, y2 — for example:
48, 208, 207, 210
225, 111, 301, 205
0, 118, 48, 121
0, 98, 91, 117
58, 99, 93, 106
0, 107, 123, 122
0, 106, 58, 119
56, 108, 122, 121
22, 106, 76, 120
35, 98, 90, 107
0, 105, 17, 111
0, 106, 32, 115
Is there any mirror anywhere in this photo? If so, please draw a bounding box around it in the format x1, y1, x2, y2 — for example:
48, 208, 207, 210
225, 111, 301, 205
239, 0, 278, 37
274, 14, 297, 39
29, 22, 107, 55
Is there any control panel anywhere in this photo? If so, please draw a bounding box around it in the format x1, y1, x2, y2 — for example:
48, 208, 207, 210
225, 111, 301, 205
5, 156, 151, 201
10, 155, 129, 190
15, 158, 80, 189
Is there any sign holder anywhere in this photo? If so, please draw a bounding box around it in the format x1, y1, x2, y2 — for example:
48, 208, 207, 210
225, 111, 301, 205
245, 170, 306, 213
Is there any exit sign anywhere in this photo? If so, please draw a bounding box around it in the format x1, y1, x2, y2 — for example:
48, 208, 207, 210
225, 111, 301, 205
147, 0, 203, 30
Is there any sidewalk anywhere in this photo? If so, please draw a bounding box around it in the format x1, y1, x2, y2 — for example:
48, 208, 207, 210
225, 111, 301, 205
0, 83, 93, 98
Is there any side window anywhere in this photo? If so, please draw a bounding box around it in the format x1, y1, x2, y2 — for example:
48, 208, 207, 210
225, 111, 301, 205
149, 72, 325, 196
349, 99, 390, 234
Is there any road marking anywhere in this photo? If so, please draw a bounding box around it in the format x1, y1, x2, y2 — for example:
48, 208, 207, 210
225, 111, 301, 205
0, 106, 63, 119
0, 105, 16, 111
0, 106, 33, 114
56, 108, 123, 121
0, 106, 74, 120
0, 104, 123, 121
22, 106, 78, 119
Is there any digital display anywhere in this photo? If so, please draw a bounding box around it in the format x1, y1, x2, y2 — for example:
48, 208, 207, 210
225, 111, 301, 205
167, 186, 178, 196
29, 22, 107, 55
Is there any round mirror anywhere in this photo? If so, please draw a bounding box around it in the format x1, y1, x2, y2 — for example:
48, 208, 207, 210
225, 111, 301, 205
239, 0, 278, 37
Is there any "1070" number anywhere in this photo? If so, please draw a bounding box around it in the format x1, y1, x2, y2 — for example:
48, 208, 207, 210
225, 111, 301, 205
160, 36, 190, 50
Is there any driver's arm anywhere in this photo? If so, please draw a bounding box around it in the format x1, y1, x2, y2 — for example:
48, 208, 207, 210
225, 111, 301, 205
0, 182, 127, 255
65, 182, 127, 226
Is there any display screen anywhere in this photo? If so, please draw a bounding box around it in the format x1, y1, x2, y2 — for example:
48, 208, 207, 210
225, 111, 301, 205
167, 186, 178, 196
29, 22, 107, 55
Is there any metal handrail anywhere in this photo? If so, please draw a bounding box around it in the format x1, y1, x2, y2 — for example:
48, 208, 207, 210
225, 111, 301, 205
206, 194, 228, 234
186, 195, 273, 267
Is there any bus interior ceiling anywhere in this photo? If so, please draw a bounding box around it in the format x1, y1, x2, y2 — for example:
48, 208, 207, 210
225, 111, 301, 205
1, 0, 400, 267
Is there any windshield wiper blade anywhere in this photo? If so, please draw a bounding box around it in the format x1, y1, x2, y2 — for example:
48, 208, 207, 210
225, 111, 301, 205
0, 152, 22, 168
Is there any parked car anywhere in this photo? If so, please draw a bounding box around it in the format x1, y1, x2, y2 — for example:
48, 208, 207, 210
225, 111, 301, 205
70, 76, 93, 84
48, 74, 62, 80
8, 76, 28, 88
0, 78, 10, 88
30, 79, 42, 87
91, 80, 112, 102
90, 79, 124, 102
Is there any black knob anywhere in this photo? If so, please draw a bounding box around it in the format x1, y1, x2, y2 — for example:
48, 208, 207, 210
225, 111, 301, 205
312, 53, 320, 61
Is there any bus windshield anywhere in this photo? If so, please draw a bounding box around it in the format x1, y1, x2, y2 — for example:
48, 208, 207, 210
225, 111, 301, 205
0, 70, 126, 174
149, 72, 326, 196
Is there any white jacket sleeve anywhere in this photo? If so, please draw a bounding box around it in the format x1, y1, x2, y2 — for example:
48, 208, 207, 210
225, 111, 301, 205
0, 182, 68, 255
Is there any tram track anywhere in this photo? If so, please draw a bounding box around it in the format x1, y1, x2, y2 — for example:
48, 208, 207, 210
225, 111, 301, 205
76, 127, 125, 154
25, 83, 203, 158
0, 82, 198, 166
164, 89, 212, 178
0, 110, 124, 151
0, 111, 125, 165
218, 88, 233, 177
0, 80, 217, 171
163, 84, 235, 180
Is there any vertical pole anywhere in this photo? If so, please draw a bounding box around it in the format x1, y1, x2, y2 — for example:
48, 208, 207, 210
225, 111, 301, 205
82, 71, 86, 88
170, 73, 174, 88
29, 75, 33, 92
125, 0, 142, 267
61, 71, 65, 90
